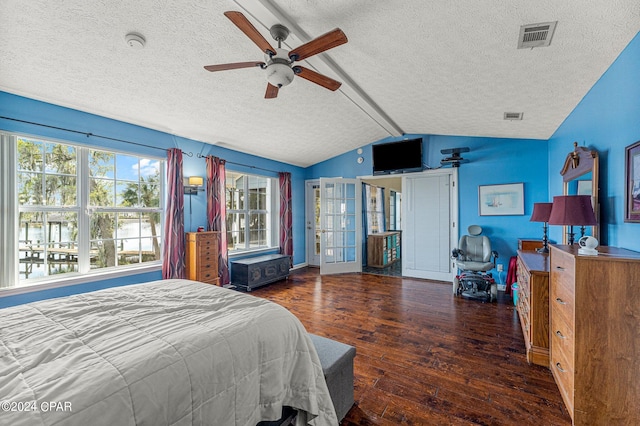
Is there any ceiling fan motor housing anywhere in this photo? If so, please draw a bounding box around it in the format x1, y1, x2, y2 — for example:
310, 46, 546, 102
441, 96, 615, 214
265, 48, 294, 87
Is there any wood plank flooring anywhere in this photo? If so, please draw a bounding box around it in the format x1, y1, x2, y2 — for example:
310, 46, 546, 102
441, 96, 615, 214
249, 268, 572, 426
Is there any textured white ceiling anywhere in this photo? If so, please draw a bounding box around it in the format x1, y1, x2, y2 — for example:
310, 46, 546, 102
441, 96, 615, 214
1, 0, 638, 167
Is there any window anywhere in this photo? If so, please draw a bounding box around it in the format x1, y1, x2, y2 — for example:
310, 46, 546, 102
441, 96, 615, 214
2, 133, 164, 288
225, 171, 278, 253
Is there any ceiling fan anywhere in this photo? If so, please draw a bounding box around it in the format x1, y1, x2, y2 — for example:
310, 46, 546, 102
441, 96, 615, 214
204, 11, 348, 99
440, 147, 470, 167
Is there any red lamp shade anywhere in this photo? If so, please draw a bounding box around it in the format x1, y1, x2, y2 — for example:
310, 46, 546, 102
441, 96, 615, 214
548, 195, 597, 226
530, 202, 553, 222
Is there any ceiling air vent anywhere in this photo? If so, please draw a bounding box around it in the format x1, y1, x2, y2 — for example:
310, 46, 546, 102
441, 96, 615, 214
504, 112, 523, 121
518, 21, 557, 49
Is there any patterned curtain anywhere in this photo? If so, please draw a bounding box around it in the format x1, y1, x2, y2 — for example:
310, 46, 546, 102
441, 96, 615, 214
206, 156, 230, 285
162, 148, 186, 279
279, 172, 293, 267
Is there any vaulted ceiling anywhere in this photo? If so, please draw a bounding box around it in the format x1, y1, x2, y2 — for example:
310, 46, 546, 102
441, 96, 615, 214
1, 1, 638, 166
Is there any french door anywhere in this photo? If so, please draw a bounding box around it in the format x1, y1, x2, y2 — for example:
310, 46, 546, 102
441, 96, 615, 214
319, 178, 362, 275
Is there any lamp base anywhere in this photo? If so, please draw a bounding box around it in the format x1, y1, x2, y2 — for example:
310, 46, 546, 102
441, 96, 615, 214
536, 246, 549, 254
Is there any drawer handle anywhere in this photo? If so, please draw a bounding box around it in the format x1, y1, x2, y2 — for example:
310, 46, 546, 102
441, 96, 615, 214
555, 297, 566, 305
555, 330, 566, 339
555, 266, 565, 271
555, 362, 566, 373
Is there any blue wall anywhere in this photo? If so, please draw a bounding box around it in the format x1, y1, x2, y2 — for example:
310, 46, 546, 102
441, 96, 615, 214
547, 31, 640, 251
0, 92, 306, 307
308, 133, 549, 265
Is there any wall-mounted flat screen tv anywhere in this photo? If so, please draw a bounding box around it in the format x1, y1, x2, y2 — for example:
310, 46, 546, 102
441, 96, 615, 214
372, 138, 423, 175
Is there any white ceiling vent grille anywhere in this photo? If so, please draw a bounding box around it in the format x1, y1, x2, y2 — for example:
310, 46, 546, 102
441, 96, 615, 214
518, 21, 557, 49
504, 112, 524, 121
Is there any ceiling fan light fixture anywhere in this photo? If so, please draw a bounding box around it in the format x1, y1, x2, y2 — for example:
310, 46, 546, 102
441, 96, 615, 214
266, 62, 294, 88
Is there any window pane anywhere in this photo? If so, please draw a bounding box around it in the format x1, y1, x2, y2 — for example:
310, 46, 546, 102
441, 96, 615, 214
45, 143, 76, 175
226, 212, 245, 250
17, 138, 43, 172
17, 172, 43, 206
18, 211, 79, 279
116, 154, 139, 181
118, 212, 140, 239
90, 177, 115, 207
141, 212, 161, 238
141, 237, 161, 262
89, 150, 115, 179
45, 175, 76, 206
117, 181, 138, 207
140, 159, 161, 179
91, 239, 116, 269
91, 213, 116, 240
140, 174, 160, 208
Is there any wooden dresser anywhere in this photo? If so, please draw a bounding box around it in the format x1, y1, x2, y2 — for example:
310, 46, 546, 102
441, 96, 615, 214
367, 231, 401, 268
549, 244, 640, 425
185, 231, 220, 285
515, 250, 550, 367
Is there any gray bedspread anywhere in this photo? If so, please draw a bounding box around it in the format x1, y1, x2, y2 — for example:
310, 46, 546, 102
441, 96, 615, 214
0, 279, 338, 425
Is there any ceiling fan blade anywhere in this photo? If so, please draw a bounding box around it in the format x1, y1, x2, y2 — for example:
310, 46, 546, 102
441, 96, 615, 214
204, 61, 265, 72
224, 11, 276, 55
294, 66, 342, 91
265, 83, 279, 99
289, 28, 347, 62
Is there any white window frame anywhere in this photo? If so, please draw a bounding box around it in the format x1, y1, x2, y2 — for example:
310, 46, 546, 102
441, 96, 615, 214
0, 131, 165, 291
225, 171, 279, 255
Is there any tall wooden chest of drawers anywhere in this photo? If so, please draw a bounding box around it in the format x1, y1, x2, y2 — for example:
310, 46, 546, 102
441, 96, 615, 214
549, 244, 640, 425
185, 231, 220, 285
515, 250, 549, 367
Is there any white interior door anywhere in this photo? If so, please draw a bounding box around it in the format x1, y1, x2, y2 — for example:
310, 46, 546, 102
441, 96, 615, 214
402, 170, 457, 281
319, 178, 362, 275
305, 180, 321, 266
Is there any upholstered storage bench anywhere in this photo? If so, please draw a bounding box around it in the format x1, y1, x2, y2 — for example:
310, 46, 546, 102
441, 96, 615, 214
231, 254, 290, 291
309, 334, 356, 422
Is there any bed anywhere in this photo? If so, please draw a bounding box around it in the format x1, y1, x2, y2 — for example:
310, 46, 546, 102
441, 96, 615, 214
0, 279, 338, 426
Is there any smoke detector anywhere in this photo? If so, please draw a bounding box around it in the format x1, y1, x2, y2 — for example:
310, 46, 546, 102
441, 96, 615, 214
518, 22, 557, 49
125, 32, 146, 49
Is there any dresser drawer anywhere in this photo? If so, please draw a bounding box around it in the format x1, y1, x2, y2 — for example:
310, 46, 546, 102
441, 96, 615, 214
551, 312, 575, 364
198, 274, 219, 285
551, 250, 575, 289
550, 282, 574, 327
551, 342, 575, 417
198, 247, 217, 262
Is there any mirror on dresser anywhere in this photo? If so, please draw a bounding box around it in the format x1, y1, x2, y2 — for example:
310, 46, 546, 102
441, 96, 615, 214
559, 142, 599, 243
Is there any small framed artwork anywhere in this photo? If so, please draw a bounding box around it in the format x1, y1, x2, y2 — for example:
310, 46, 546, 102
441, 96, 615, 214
479, 183, 524, 216
625, 141, 640, 222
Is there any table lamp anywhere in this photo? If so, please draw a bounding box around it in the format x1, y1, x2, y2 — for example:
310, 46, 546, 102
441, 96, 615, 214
530, 202, 553, 253
548, 195, 597, 245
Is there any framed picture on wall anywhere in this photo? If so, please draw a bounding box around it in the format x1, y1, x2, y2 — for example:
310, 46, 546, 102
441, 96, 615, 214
625, 140, 640, 222
478, 183, 524, 216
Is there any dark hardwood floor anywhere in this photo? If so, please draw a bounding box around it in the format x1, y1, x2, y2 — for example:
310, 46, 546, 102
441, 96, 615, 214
249, 268, 572, 426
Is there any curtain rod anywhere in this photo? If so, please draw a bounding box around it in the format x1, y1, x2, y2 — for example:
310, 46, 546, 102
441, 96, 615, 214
196, 153, 282, 175
0, 116, 193, 157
